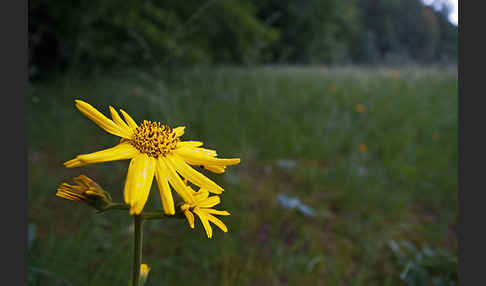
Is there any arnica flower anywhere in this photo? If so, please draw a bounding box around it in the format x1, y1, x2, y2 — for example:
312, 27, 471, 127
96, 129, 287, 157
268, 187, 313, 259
358, 143, 368, 153
354, 104, 367, 113
56, 175, 112, 211
63, 100, 240, 215
180, 187, 230, 239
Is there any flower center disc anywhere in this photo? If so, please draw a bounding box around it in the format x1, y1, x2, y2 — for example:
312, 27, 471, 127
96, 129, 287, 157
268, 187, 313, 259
131, 120, 179, 158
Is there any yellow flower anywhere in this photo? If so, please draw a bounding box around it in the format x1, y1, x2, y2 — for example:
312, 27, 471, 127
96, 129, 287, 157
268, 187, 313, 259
56, 175, 111, 211
63, 100, 240, 215
180, 187, 230, 239
358, 143, 368, 153
140, 264, 150, 274
140, 264, 150, 285
354, 104, 367, 113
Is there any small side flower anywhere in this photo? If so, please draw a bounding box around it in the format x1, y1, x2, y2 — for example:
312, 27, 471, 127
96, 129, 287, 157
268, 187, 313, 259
56, 175, 112, 211
358, 143, 368, 153
180, 187, 230, 239
140, 264, 150, 285
354, 104, 367, 113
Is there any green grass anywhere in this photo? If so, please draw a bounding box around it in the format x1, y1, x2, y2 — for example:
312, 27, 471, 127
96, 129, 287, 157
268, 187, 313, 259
28, 65, 457, 286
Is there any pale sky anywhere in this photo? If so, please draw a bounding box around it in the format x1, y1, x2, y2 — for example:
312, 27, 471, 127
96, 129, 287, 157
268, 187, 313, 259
422, 0, 458, 25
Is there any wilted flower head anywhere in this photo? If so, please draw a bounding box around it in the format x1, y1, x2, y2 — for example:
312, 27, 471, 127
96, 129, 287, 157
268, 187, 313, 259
56, 175, 112, 211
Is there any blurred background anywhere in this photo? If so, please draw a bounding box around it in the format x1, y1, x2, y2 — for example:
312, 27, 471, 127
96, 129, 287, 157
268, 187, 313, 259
28, 0, 458, 285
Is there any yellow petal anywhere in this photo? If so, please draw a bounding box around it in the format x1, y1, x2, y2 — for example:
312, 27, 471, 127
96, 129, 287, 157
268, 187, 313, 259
184, 210, 195, 229
58, 183, 83, 194
132, 156, 156, 215
63, 158, 84, 168
166, 154, 224, 194
72, 175, 93, 188
199, 148, 218, 157
119, 109, 139, 132
174, 148, 240, 167
56, 185, 86, 199
186, 184, 198, 195
203, 165, 226, 174
124, 158, 137, 205
204, 209, 231, 216
193, 189, 210, 202
129, 207, 137, 216
161, 158, 194, 203
173, 126, 186, 137
74, 100, 132, 139
180, 147, 218, 157
194, 208, 213, 238
203, 211, 228, 233
154, 159, 175, 215
109, 106, 133, 137
177, 141, 203, 148
63, 142, 139, 168
197, 196, 220, 208
84, 190, 104, 197
64, 191, 87, 200
57, 188, 82, 197
56, 192, 81, 201
124, 154, 154, 210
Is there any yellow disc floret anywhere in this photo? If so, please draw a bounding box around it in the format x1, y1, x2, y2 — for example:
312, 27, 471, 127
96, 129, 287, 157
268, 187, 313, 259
130, 120, 179, 158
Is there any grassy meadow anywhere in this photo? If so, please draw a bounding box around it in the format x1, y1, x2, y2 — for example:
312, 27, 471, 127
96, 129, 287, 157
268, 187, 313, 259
28, 66, 458, 285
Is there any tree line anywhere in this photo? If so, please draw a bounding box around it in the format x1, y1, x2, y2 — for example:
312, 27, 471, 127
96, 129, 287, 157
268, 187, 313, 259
29, 0, 457, 77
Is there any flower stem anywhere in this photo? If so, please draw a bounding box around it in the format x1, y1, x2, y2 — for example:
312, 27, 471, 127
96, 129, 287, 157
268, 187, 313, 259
142, 211, 177, 220
132, 215, 144, 286
96, 203, 129, 213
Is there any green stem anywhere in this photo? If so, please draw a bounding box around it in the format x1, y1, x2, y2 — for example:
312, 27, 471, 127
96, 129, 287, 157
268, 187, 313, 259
132, 215, 144, 286
97, 203, 129, 213
141, 212, 172, 220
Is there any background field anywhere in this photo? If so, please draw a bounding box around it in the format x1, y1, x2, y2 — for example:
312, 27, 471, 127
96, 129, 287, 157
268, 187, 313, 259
28, 65, 457, 286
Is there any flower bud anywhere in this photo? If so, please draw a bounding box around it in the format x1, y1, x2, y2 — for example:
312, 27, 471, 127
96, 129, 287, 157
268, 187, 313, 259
56, 175, 112, 211
140, 264, 150, 285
